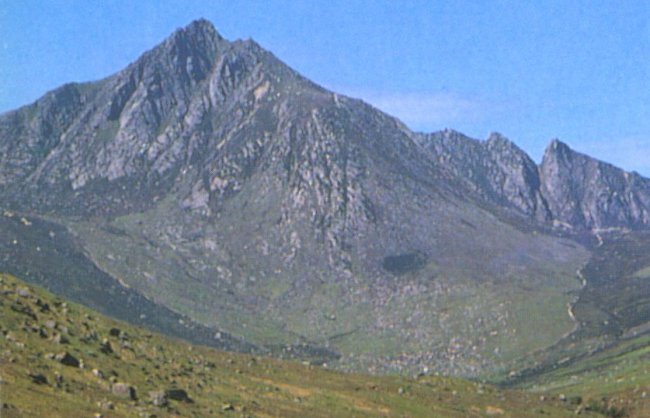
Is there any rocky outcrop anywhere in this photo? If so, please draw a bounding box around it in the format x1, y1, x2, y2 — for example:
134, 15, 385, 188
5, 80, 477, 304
539, 139, 650, 230
417, 131, 650, 231
417, 129, 550, 221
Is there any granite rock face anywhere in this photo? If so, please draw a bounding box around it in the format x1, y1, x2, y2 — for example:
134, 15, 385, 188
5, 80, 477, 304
540, 139, 650, 230
417, 131, 650, 231
416, 129, 551, 222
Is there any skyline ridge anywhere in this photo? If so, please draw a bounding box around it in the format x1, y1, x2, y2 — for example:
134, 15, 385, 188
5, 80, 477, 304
3, 4, 649, 175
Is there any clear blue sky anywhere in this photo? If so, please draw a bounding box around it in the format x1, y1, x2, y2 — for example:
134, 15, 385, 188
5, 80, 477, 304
2, 0, 649, 175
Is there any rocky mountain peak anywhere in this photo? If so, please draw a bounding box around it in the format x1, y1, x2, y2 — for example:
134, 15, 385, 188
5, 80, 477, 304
543, 138, 574, 162
165, 18, 224, 51
176, 18, 222, 40
486, 131, 511, 146
540, 139, 650, 230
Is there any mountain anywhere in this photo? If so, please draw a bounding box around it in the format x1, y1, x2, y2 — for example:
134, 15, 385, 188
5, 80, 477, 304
1, 19, 649, 379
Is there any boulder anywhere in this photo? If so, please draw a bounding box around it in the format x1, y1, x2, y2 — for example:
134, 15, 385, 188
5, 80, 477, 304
100, 339, 113, 354
28, 372, 48, 384
112, 383, 137, 400
165, 388, 192, 403
55, 352, 80, 367
149, 390, 168, 407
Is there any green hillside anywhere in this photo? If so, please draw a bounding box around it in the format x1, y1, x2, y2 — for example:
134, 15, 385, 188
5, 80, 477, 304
0, 273, 603, 418
519, 334, 650, 418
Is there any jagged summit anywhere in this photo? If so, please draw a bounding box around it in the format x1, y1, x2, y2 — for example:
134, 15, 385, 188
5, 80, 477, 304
543, 138, 574, 160
165, 18, 223, 48
540, 138, 650, 229
486, 131, 510, 144
181, 18, 221, 36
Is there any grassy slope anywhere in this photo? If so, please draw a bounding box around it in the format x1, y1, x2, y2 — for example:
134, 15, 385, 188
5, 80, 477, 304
519, 334, 650, 418
0, 273, 598, 418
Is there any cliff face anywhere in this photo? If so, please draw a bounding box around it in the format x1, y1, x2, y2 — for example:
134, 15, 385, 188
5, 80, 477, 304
539, 139, 650, 230
417, 131, 650, 231
416, 130, 551, 221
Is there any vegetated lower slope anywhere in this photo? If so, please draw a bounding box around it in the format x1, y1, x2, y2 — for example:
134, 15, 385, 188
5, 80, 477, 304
0, 211, 338, 364
0, 273, 608, 418
501, 230, 650, 384
1, 18, 650, 380
518, 333, 650, 418
0, 211, 256, 354
502, 231, 650, 417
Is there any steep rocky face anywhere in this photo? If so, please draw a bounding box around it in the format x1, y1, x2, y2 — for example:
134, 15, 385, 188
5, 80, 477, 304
417, 131, 650, 231
416, 129, 550, 221
540, 140, 650, 230
0, 19, 317, 214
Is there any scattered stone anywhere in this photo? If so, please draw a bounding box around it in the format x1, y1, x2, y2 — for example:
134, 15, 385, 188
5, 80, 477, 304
485, 406, 505, 415
100, 339, 113, 354
10, 302, 37, 319
149, 390, 168, 407
112, 383, 137, 400
99, 401, 114, 410
53, 333, 69, 344
55, 352, 80, 367
2, 403, 16, 411
81, 330, 99, 343
44, 320, 57, 329
16, 287, 31, 298
92, 368, 105, 379
35, 299, 50, 312
166, 388, 192, 403
222, 403, 234, 411
29, 372, 48, 385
